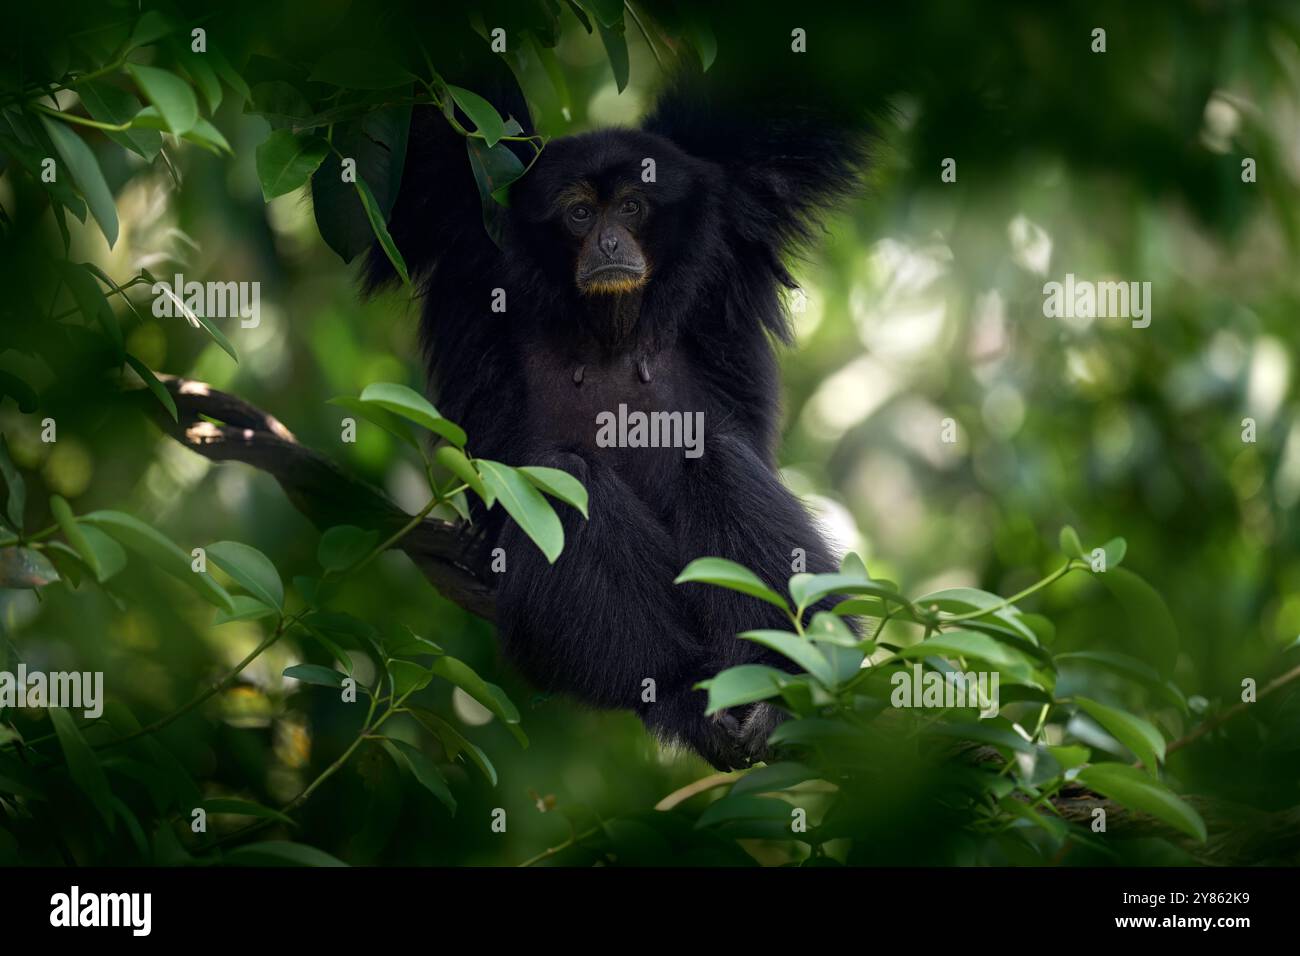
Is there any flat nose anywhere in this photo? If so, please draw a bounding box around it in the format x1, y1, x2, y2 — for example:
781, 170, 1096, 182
599, 232, 619, 258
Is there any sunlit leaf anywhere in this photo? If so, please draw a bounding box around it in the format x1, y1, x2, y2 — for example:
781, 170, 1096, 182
675, 558, 789, 612
358, 382, 466, 447
127, 63, 198, 134
477, 460, 563, 563
1074, 696, 1166, 774
519, 465, 588, 518
207, 540, 283, 610
1077, 763, 1206, 842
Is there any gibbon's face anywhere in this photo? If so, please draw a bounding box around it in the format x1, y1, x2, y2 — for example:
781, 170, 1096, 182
514, 129, 706, 298
559, 180, 650, 294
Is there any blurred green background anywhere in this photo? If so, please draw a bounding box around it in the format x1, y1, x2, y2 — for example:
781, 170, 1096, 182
1, 0, 1298, 865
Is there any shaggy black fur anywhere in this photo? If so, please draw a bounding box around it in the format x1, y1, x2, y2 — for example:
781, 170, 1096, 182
364, 47, 871, 769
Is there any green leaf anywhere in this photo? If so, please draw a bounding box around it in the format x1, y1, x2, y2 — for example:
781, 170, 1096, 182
0, 370, 38, 414
176, 47, 223, 113
1099, 567, 1179, 678
255, 129, 330, 200
307, 628, 354, 674
1074, 696, 1166, 774
807, 614, 868, 683
695, 795, 791, 829
807, 611, 868, 649
0, 547, 59, 588
429, 656, 521, 725
182, 117, 233, 155
128, 10, 175, 49
329, 397, 418, 450
149, 282, 239, 361
790, 572, 911, 617
80, 511, 234, 611
674, 557, 789, 613
202, 798, 295, 826
73, 525, 126, 583
224, 841, 347, 866
565, 0, 594, 32
213, 595, 277, 625
381, 625, 443, 658
210, 48, 252, 104
1059, 525, 1085, 558
49, 494, 99, 581
466, 136, 526, 211
38, 117, 119, 248
283, 664, 347, 689
448, 488, 472, 521
695, 664, 786, 714
1099, 537, 1127, 568
898, 630, 1040, 684
596, 21, 629, 92
922, 719, 1034, 753
246, 80, 314, 129
0, 436, 25, 532
389, 659, 434, 698
682, 12, 717, 71
381, 739, 456, 813
408, 708, 497, 786
519, 465, 588, 518
477, 460, 564, 563
310, 106, 411, 261
78, 80, 162, 160
1076, 763, 1206, 842
435, 446, 489, 504
739, 630, 835, 687
207, 541, 283, 610
0, 111, 86, 217
447, 85, 506, 148
49, 708, 114, 830
577, 0, 625, 28
355, 175, 410, 285
1056, 651, 1188, 713
917, 587, 1038, 643
1047, 744, 1091, 770
839, 551, 868, 577
124, 354, 177, 421
56, 260, 120, 353
357, 382, 466, 447
127, 63, 199, 134
316, 525, 378, 572
730, 762, 819, 798
766, 717, 863, 749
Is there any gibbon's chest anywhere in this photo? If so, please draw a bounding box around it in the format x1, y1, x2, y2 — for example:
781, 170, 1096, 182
522, 337, 707, 470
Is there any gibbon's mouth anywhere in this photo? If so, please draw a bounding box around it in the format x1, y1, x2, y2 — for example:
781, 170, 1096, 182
578, 263, 649, 294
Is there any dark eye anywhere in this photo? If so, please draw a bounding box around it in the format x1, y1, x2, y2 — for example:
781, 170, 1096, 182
619, 199, 641, 216
569, 205, 591, 223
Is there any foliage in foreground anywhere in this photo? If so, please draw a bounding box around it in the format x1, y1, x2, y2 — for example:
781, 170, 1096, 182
524, 535, 1225, 866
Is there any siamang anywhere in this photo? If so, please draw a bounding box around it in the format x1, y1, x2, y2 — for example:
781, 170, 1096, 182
364, 40, 871, 770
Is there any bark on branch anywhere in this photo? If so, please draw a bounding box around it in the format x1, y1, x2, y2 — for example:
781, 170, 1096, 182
149, 376, 496, 621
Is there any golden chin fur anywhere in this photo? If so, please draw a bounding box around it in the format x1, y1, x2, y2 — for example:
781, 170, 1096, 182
578, 269, 651, 295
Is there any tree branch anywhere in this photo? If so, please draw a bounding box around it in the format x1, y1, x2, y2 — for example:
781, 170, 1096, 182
148, 376, 496, 621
